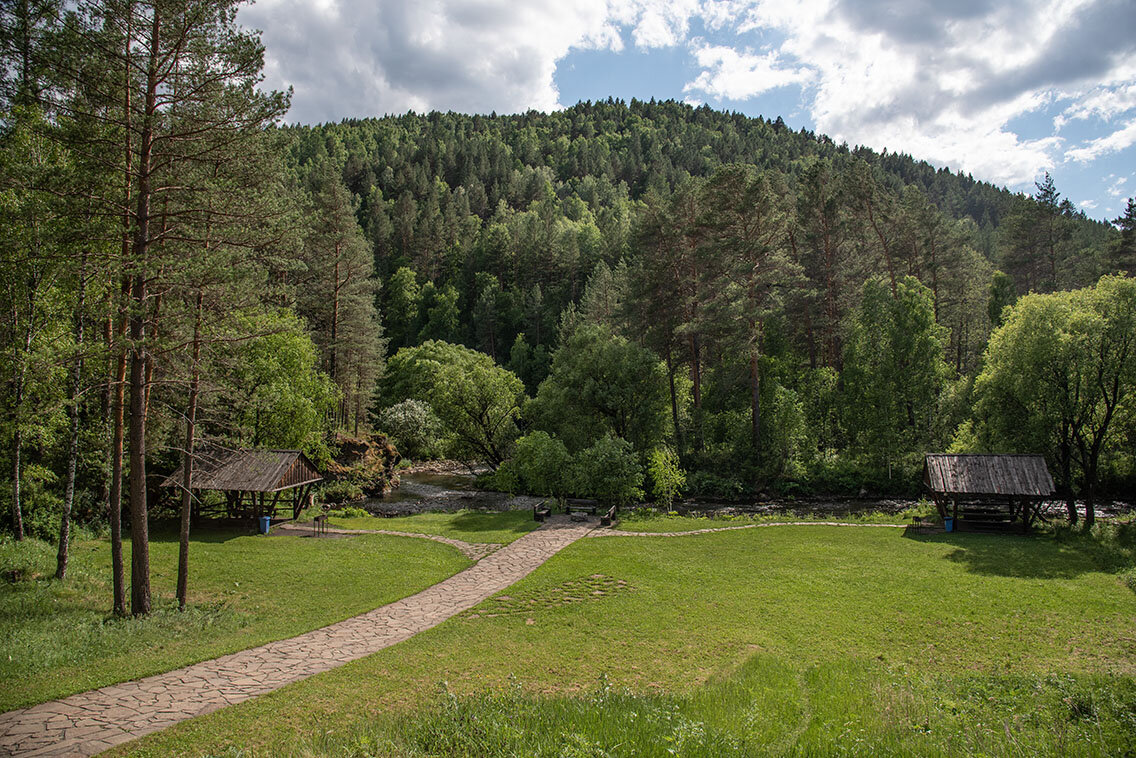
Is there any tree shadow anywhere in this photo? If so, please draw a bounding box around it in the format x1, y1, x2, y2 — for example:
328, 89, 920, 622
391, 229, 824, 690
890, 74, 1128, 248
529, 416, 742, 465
903, 527, 1127, 580
147, 521, 251, 544
449, 511, 533, 537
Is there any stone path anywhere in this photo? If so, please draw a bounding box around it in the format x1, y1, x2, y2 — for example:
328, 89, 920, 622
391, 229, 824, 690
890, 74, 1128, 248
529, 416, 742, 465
590, 520, 908, 538
0, 518, 595, 758
272, 521, 501, 561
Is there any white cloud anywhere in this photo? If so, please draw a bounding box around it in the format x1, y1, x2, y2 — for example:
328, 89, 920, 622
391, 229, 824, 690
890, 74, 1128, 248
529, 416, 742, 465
240, 0, 1135, 201
242, 0, 635, 122
1066, 121, 1136, 163
683, 45, 812, 101
681, 0, 1136, 186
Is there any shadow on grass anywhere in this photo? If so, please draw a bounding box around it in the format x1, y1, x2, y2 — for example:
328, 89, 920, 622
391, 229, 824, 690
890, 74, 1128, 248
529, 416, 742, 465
448, 511, 534, 536
146, 521, 253, 545
904, 526, 1134, 580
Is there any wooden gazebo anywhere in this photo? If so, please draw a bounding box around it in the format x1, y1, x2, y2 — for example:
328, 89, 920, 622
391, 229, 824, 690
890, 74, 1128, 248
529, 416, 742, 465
923, 454, 1055, 532
162, 447, 323, 522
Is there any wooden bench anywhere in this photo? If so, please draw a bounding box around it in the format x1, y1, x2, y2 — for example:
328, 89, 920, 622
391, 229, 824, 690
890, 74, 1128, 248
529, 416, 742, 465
313, 513, 328, 536
564, 498, 599, 520
533, 500, 552, 522
600, 504, 617, 526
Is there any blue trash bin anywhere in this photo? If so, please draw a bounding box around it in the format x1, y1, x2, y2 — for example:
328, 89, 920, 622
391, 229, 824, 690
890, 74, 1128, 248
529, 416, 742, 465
259, 516, 271, 535
944, 517, 954, 533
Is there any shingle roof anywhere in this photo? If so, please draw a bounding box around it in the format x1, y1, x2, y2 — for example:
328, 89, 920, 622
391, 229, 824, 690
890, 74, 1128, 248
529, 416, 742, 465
923, 454, 1055, 497
161, 447, 322, 493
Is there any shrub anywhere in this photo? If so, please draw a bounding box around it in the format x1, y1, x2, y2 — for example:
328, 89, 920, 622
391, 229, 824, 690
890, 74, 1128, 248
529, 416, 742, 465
646, 447, 685, 507
326, 506, 370, 519
14, 465, 63, 541
319, 481, 364, 506
511, 432, 571, 497
377, 399, 446, 460
685, 471, 745, 499
568, 435, 644, 506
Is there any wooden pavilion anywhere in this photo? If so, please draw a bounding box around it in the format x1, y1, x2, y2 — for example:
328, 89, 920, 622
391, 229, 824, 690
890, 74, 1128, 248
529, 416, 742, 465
923, 453, 1055, 532
162, 447, 323, 522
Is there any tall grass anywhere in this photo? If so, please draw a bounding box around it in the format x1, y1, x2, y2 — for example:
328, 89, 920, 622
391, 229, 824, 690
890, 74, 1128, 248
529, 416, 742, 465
297, 659, 1136, 757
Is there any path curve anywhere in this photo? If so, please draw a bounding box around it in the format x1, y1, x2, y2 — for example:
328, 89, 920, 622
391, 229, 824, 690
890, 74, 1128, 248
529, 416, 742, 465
273, 522, 501, 561
590, 520, 908, 538
0, 518, 594, 757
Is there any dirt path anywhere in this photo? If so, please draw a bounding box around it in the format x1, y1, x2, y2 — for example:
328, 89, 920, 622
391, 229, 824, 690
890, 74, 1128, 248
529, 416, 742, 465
0, 518, 595, 757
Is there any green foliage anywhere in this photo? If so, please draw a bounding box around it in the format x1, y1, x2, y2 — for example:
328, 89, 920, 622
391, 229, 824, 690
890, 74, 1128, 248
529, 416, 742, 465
324, 505, 369, 518
971, 275, 1136, 514
568, 435, 644, 506
224, 311, 339, 465
646, 447, 685, 506
987, 269, 1017, 327
527, 325, 668, 453
504, 431, 572, 498
381, 341, 526, 466
8, 465, 61, 541
384, 266, 421, 350
842, 276, 949, 473
685, 470, 746, 499
319, 482, 365, 506
376, 399, 445, 460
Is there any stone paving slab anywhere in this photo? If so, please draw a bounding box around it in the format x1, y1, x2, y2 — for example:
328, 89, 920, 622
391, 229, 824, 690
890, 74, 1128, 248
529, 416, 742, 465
0, 518, 594, 758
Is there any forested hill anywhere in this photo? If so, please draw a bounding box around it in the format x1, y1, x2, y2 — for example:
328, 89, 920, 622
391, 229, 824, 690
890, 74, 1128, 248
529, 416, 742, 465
282, 98, 1120, 372
294, 98, 1032, 237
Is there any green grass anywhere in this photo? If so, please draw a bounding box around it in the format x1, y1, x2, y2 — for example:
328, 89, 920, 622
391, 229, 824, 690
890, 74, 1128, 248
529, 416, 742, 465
301, 664, 1136, 757
113, 523, 1136, 756
327, 509, 540, 544
0, 526, 469, 712
614, 505, 932, 533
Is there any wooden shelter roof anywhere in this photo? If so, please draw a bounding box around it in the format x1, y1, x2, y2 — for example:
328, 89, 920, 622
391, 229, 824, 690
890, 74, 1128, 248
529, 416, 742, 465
923, 454, 1055, 498
161, 447, 322, 493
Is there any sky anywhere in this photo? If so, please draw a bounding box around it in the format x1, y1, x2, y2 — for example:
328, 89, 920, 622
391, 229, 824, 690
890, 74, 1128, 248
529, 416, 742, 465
238, 0, 1136, 222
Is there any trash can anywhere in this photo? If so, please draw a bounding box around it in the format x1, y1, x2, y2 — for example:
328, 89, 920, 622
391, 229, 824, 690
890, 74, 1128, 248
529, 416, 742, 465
259, 516, 271, 535
943, 517, 954, 533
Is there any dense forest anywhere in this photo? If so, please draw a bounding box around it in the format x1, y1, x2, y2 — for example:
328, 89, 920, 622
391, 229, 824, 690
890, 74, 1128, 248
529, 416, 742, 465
3, 0, 1135, 615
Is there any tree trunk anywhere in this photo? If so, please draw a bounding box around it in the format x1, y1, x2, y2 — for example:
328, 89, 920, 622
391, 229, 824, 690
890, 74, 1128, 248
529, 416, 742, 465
56, 251, 88, 579
108, 10, 132, 616
9, 311, 32, 541
177, 289, 203, 610
128, 7, 161, 617
109, 281, 129, 616
749, 345, 761, 453
665, 345, 683, 452
10, 422, 23, 542
1059, 435, 1077, 526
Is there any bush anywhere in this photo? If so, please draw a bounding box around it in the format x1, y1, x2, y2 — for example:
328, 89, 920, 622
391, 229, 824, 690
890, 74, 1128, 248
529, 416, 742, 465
11, 465, 64, 541
377, 399, 446, 460
511, 432, 571, 497
319, 481, 364, 506
646, 447, 685, 507
326, 506, 370, 519
685, 471, 745, 499
568, 435, 644, 506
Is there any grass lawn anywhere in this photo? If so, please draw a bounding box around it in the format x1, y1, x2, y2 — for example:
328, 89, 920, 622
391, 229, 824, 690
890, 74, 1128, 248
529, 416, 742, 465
112, 523, 1136, 756
327, 508, 540, 544
613, 506, 933, 533
0, 525, 469, 712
